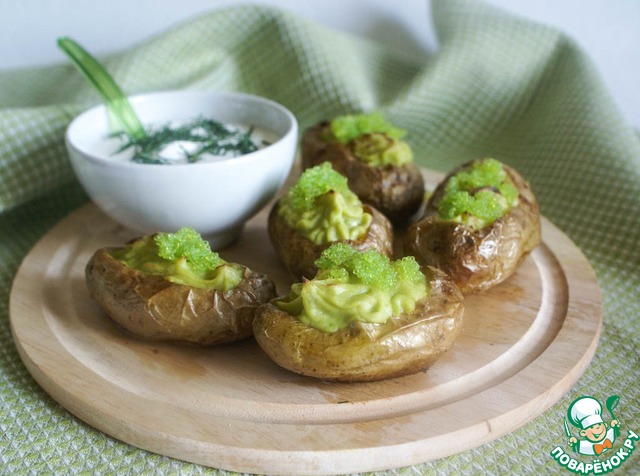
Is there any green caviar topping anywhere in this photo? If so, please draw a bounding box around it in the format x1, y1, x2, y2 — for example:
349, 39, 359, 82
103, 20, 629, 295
279, 163, 372, 245
275, 244, 427, 333
328, 112, 413, 167
395, 255, 427, 283
350, 132, 414, 167
438, 158, 519, 229
284, 162, 351, 213
314, 243, 423, 291
330, 112, 406, 144
155, 227, 224, 272
112, 227, 243, 291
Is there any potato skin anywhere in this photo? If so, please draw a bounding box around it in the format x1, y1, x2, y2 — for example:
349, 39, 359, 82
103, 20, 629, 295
85, 246, 276, 345
301, 122, 425, 225
268, 202, 394, 281
405, 160, 541, 294
253, 267, 464, 382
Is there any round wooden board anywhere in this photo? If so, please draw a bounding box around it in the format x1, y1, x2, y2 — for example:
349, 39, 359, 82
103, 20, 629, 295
10, 169, 602, 475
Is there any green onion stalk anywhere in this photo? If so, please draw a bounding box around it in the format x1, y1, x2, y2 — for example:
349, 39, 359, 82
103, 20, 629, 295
57, 36, 147, 140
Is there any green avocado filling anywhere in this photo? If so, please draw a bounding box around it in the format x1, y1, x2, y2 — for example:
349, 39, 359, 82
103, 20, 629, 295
437, 158, 519, 229
329, 112, 413, 167
275, 243, 428, 333
111, 227, 243, 291
278, 162, 372, 245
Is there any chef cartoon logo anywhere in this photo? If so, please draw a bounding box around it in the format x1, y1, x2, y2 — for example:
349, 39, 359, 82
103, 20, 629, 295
549, 395, 639, 474
566, 396, 620, 456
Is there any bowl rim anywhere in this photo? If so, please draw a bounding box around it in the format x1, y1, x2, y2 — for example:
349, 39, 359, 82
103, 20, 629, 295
65, 90, 298, 170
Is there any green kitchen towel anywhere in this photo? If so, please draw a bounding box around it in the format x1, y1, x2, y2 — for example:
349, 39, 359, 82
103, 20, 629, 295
1, 0, 639, 474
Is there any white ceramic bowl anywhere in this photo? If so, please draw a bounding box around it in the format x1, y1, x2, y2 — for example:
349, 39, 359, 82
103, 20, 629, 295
66, 90, 298, 248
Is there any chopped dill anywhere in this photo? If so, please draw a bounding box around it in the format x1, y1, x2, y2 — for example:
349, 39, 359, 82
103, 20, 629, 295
113, 116, 267, 164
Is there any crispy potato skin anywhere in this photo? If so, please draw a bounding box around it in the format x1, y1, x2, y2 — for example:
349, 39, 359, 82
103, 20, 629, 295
405, 161, 541, 294
85, 247, 276, 345
301, 122, 425, 225
253, 266, 464, 382
268, 202, 394, 281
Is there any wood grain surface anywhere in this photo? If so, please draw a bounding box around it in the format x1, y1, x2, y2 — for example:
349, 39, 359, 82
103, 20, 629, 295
9, 169, 602, 475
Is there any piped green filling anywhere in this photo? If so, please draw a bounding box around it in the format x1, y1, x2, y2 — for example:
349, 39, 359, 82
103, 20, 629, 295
328, 112, 413, 167
275, 244, 428, 332
278, 163, 372, 245
111, 227, 243, 291
330, 112, 406, 143
437, 158, 519, 229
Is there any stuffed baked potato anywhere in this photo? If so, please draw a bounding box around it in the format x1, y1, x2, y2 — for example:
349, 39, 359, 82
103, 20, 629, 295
405, 158, 541, 294
253, 244, 464, 382
86, 228, 276, 345
268, 162, 393, 280
301, 113, 424, 225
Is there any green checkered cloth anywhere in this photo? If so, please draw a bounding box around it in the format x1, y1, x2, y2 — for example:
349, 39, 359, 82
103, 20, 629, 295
1, 0, 639, 473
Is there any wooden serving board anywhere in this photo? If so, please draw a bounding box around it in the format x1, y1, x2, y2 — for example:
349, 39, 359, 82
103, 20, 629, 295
9, 169, 602, 475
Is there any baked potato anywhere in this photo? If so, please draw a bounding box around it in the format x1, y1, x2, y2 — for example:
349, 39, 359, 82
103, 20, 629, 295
268, 162, 394, 281
85, 229, 276, 345
301, 115, 424, 225
405, 158, 541, 294
268, 202, 393, 281
253, 245, 464, 382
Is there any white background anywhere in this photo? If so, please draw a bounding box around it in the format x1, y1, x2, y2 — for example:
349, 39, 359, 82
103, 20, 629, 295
1, 0, 638, 129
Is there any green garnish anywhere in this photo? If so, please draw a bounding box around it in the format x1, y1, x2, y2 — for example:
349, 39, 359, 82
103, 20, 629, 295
278, 163, 372, 245
276, 244, 427, 332
283, 162, 352, 213
327, 112, 413, 167
330, 112, 406, 144
155, 227, 223, 272
349, 132, 413, 167
394, 256, 426, 283
111, 228, 243, 290
437, 158, 519, 227
314, 243, 423, 291
57, 37, 146, 140
116, 117, 264, 164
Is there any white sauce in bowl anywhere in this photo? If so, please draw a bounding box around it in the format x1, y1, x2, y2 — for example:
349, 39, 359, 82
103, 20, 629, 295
92, 121, 279, 164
